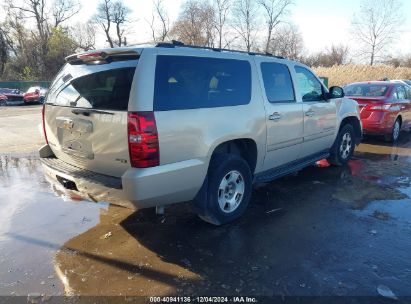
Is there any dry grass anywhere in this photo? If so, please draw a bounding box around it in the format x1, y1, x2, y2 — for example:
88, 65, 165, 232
313, 64, 411, 87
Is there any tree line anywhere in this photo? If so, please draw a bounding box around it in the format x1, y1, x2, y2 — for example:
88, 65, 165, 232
0, 0, 409, 81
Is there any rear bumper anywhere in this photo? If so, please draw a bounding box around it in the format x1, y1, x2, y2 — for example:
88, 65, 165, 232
39, 145, 207, 210
361, 112, 393, 135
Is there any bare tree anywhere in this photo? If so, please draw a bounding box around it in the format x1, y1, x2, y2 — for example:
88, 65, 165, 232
259, 0, 292, 53
171, 0, 215, 47
304, 44, 350, 67
93, 0, 131, 48
6, 0, 48, 45
0, 27, 8, 77
231, 0, 259, 52
149, 0, 170, 42
269, 23, 303, 60
94, 0, 114, 47
351, 0, 404, 65
71, 22, 96, 51
52, 0, 81, 28
213, 0, 230, 49
112, 1, 131, 46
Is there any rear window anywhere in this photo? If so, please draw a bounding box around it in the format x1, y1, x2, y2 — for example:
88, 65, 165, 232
344, 83, 389, 97
47, 66, 136, 111
154, 56, 251, 111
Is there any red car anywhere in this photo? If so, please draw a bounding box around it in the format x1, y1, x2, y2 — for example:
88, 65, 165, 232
0, 88, 24, 106
23, 86, 47, 104
0, 93, 7, 106
344, 81, 411, 142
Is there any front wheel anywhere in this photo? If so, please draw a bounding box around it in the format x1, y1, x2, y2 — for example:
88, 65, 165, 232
196, 154, 252, 225
328, 124, 355, 166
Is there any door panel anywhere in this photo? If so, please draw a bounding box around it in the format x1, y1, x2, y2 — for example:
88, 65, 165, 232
302, 101, 337, 156
257, 61, 303, 171
263, 103, 304, 169
293, 65, 337, 158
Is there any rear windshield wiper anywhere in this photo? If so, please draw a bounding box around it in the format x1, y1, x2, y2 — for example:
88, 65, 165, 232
71, 108, 115, 116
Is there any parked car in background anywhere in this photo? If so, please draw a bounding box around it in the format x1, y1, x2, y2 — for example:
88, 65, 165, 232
0, 93, 7, 106
0, 88, 24, 106
39, 44, 362, 225
344, 81, 411, 142
23, 86, 47, 104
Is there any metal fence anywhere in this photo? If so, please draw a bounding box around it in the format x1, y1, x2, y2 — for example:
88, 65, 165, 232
0, 81, 51, 92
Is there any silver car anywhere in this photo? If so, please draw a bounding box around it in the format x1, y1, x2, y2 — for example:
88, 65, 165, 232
40, 42, 362, 225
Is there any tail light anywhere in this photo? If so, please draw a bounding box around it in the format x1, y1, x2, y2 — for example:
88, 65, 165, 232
42, 104, 48, 144
128, 112, 159, 168
368, 104, 391, 111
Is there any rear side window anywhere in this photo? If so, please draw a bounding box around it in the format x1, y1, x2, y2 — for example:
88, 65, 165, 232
49, 67, 135, 111
394, 86, 407, 100
261, 62, 295, 103
154, 56, 251, 111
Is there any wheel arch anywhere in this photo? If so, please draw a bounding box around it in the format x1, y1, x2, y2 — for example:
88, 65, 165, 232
210, 138, 258, 174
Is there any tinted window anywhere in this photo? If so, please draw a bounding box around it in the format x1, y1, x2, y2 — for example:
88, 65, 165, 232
294, 66, 324, 101
406, 86, 411, 99
261, 62, 295, 103
154, 56, 251, 111
394, 86, 407, 100
49, 68, 135, 110
344, 83, 389, 97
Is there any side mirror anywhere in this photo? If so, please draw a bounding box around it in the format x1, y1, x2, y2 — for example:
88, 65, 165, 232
328, 86, 345, 99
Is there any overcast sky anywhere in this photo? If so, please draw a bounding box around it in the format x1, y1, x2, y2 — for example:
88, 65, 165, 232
3, 0, 411, 57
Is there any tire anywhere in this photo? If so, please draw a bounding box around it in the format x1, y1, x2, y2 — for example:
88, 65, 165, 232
328, 124, 356, 166
0, 100, 6, 106
384, 118, 401, 143
195, 153, 252, 225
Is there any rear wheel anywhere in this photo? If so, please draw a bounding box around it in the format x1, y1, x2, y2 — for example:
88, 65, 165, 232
0, 100, 6, 106
196, 154, 252, 225
384, 118, 401, 143
328, 124, 355, 166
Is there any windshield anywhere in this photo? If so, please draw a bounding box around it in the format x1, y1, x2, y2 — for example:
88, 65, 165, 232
344, 83, 389, 97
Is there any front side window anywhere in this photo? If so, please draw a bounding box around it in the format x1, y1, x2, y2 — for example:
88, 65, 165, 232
294, 66, 324, 102
261, 62, 295, 103
154, 56, 252, 111
48, 67, 136, 110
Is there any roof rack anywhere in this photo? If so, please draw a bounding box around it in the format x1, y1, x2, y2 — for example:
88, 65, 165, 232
156, 40, 285, 59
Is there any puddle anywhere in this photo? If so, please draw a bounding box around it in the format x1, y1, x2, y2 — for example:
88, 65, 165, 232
1, 145, 411, 297
0, 155, 108, 296
355, 187, 411, 223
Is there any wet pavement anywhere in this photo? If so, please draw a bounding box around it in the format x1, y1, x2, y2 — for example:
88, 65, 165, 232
1, 131, 411, 300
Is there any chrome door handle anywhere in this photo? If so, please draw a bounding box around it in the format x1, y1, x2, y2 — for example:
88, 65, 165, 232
269, 112, 282, 121
305, 110, 315, 117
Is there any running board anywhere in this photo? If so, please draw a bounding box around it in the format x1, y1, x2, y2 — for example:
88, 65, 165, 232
254, 152, 330, 183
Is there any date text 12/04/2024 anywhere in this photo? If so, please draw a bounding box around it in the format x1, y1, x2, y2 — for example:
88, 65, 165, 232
149, 297, 258, 303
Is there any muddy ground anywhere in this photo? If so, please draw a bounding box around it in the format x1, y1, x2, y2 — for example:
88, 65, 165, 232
1, 105, 411, 302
